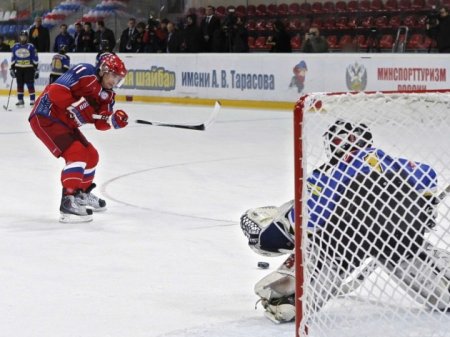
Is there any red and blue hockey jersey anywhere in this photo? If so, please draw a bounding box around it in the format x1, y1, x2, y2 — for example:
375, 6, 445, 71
30, 63, 115, 129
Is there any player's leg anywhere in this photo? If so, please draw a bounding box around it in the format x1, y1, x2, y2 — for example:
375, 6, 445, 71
73, 131, 106, 212
15, 68, 25, 106
23, 68, 35, 105
29, 115, 92, 222
382, 247, 450, 311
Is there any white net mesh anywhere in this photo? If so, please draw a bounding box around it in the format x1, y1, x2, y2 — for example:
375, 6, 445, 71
295, 91, 450, 337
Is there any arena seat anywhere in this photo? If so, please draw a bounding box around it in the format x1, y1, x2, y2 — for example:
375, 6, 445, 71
359, 0, 371, 12
246, 5, 256, 17
267, 4, 278, 16
379, 34, 394, 48
288, 3, 300, 15
336, 1, 348, 12
236, 5, 246, 17
347, 0, 359, 12
254, 36, 270, 50
277, 3, 288, 16
375, 15, 389, 28
246, 20, 256, 31
323, 1, 335, 13
256, 4, 267, 16
384, 0, 399, 11
311, 2, 324, 14
389, 15, 402, 28
323, 17, 336, 29
411, 0, 425, 10
336, 16, 349, 29
326, 35, 338, 49
398, 0, 412, 10
371, 0, 384, 11
299, 2, 312, 15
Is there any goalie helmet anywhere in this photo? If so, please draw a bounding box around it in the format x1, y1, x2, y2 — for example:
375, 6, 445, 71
97, 53, 127, 87
324, 119, 374, 162
353, 122, 374, 150
323, 119, 357, 161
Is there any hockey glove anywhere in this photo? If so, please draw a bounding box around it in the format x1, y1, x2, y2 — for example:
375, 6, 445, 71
34, 70, 39, 80
94, 111, 112, 131
111, 110, 128, 129
67, 97, 95, 127
9, 68, 16, 78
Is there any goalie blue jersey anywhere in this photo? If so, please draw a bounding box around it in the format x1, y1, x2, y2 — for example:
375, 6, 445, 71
306, 147, 437, 230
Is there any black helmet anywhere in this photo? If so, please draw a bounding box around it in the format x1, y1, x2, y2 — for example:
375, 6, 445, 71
59, 44, 68, 54
19, 30, 28, 37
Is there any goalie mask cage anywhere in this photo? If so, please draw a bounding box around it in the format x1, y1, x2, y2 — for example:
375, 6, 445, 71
294, 91, 450, 337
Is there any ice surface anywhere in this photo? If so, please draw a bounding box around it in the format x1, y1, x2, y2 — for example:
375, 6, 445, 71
0, 97, 294, 337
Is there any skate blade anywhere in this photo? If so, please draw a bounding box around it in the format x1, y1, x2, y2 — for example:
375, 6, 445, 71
59, 212, 93, 223
87, 206, 107, 212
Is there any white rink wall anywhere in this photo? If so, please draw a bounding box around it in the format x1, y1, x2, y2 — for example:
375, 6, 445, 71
0, 52, 449, 106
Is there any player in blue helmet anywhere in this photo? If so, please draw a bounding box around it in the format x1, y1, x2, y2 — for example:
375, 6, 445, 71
49, 44, 70, 84
10, 30, 39, 106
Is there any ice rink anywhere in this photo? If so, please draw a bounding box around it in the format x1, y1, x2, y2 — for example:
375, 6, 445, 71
0, 97, 295, 337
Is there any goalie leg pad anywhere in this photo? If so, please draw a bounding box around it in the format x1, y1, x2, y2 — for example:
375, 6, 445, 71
255, 255, 296, 323
385, 251, 450, 311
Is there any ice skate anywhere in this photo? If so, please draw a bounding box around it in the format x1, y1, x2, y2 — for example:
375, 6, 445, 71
59, 191, 93, 223
15, 100, 24, 107
77, 183, 107, 212
30, 100, 35, 106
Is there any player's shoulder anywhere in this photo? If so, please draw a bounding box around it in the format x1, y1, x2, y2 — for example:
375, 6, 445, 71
68, 63, 97, 77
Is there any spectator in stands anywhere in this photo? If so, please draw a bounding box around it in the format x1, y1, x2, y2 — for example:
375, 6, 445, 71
301, 27, 329, 53
267, 20, 292, 53
232, 16, 249, 52
143, 16, 160, 52
135, 21, 147, 53
29, 16, 50, 52
183, 14, 204, 53
201, 6, 221, 52
119, 18, 139, 52
166, 22, 184, 53
427, 7, 450, 53
54, 24, 74, 53
222, 7, 238, 52
94, 20, 116, 52
79, 22, 96, 52
73, 22, 83, 52
0, 35, 11, 52
154, 18, 169, 53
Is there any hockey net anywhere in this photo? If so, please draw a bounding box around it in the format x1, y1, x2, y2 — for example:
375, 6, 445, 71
294, 91, 450, 337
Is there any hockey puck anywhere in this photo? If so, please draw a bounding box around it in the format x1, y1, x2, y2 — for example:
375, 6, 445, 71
258, 262, 270, 269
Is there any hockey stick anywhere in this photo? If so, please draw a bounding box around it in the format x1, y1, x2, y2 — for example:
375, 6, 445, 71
3, 78, 14, 111
337, 183, 450, 296
135, 101, 221, 131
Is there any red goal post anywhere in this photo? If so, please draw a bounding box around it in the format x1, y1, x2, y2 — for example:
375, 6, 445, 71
294, 90, 450, 337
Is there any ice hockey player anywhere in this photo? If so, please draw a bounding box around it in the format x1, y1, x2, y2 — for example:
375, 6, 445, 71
10, 30, 39, 107
49, 44, 70, 84
28, 53, 128, 223
240, 119, 450, 322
